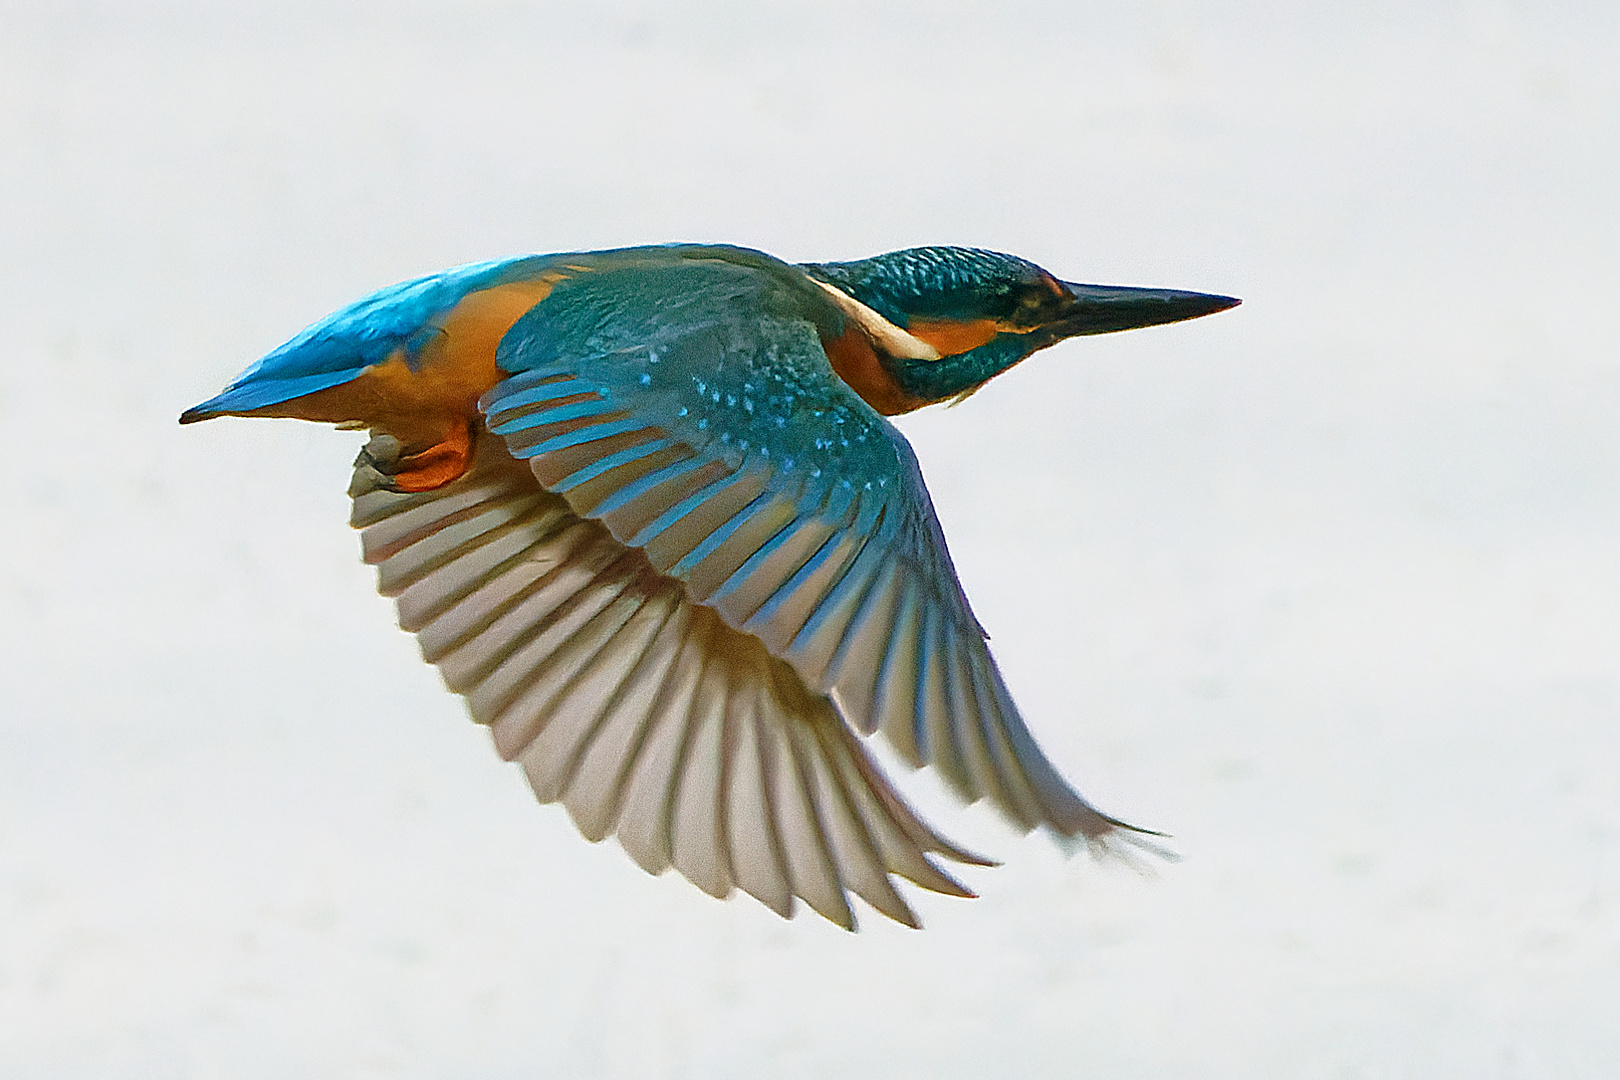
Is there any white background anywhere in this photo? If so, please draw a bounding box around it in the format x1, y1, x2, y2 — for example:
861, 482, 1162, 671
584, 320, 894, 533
3, 1, 1617, 1076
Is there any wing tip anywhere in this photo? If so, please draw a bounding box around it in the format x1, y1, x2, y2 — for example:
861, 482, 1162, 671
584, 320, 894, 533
1051, 813, 1181, 866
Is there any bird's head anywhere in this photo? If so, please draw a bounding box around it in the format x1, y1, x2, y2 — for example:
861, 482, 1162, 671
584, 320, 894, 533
802, 246, 1239, 409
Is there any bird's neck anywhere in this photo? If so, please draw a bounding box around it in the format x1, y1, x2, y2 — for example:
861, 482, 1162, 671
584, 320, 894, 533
880, 333, 1031, 405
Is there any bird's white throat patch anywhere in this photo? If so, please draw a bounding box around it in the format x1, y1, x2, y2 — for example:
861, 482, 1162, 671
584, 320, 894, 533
810, 279, 941, 362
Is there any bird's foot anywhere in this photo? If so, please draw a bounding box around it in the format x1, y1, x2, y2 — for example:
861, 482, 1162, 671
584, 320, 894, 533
355, 421, 475, 493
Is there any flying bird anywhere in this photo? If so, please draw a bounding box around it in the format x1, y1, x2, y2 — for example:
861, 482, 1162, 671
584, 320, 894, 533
182, 243, 1238, 929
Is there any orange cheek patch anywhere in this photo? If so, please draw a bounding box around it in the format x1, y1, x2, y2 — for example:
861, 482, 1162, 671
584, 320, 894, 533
906, 317, 1001, 357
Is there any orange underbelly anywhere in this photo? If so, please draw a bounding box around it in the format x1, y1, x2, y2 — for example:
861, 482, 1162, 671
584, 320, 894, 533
243, 276, 564, 447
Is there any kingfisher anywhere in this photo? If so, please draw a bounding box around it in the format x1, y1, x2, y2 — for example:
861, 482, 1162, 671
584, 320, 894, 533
182, 243, 1238, 929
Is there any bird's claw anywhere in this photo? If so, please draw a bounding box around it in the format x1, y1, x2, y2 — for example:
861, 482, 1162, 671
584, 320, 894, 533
353, 422, 475, 493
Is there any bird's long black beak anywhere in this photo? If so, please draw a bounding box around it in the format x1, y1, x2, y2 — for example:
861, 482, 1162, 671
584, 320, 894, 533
1056, 282, 1240, 337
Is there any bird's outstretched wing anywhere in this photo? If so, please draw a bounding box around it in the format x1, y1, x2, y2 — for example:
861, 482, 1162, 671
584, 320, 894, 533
478, 256, 1142, 848
350, 432, 985, 929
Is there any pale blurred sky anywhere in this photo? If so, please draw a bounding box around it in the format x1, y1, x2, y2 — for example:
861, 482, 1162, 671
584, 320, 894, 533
2, 1, 1618, 1077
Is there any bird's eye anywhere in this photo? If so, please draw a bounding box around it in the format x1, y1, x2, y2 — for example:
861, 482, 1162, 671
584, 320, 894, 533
1012, 287, 1059, 325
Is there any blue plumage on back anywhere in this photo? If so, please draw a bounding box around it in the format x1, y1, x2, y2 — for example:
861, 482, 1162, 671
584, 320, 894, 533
182, 254, 557, 419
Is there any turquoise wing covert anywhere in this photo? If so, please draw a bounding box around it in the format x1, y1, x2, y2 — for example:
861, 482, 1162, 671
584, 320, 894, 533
479, 256, 1135, 846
